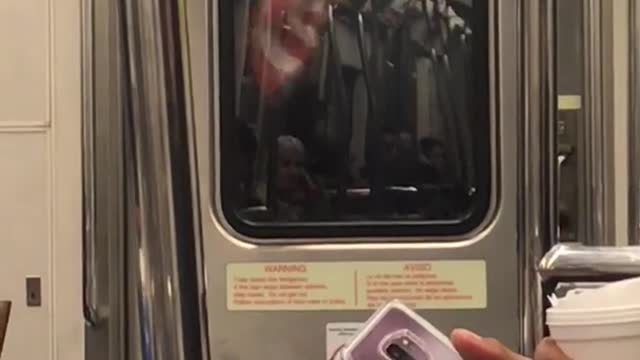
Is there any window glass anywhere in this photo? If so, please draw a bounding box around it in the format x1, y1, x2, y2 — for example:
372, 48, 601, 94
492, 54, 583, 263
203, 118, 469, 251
218, 0, 491, 238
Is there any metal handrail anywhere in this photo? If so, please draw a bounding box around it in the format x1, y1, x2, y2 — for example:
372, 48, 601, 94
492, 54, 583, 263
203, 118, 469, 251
580, 0, 614, 246
520, 0, 557, 355
539, 243, 640, 281
81, 0, 100, 328
118, 0, 202, 358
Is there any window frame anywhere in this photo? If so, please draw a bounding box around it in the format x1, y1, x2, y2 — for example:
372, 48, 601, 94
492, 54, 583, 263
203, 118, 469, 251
214, 0, 498, 241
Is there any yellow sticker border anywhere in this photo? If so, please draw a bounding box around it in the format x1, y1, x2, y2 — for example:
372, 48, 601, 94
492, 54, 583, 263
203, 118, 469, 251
226, 260, 487, 311
558, 95, 582, 111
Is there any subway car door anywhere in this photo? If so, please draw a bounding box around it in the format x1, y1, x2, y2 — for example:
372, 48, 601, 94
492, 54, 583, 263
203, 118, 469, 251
191, 0, 524, 359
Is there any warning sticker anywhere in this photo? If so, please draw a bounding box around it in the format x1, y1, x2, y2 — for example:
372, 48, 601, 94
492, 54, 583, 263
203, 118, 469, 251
558, 95, 582, 110
326, 323, 363, 360
227, 260, 486, 311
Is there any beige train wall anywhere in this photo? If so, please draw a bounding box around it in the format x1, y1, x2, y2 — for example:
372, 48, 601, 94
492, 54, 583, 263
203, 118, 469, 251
0, 0, 83, 359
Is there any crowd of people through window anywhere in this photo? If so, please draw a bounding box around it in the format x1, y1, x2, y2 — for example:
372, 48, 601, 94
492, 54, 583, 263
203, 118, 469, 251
225, 0, 486, 225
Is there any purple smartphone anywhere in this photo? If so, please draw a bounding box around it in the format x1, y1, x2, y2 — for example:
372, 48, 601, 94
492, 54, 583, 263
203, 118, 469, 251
341, 300, 462, 360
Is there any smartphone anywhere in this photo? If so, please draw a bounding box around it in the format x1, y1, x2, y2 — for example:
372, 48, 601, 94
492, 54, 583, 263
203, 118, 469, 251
340, 300, 462, 360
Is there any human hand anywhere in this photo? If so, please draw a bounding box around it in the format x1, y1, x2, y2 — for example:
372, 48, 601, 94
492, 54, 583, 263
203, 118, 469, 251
450, 329, 572, 360
450, 329, 529, 360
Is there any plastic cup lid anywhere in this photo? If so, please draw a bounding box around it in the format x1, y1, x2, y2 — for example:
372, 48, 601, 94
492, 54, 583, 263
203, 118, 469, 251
552, 277, 640, 310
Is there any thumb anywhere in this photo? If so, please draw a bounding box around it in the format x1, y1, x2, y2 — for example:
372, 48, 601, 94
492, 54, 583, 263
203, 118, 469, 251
450, 329, 529, 360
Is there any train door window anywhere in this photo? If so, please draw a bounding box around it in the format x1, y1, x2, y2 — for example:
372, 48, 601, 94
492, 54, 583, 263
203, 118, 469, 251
217, 0, 492, 239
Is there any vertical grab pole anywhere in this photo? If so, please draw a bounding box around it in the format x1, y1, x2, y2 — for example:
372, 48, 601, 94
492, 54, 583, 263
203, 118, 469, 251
366, 0, 386, 217
81, 0, 100, 328
356, 12, 376, 137
327, 4, 352, 216
521, 0, 557, 355
580, 0, 612, 246
118, 0, 204, 359
545, 0, 558, 249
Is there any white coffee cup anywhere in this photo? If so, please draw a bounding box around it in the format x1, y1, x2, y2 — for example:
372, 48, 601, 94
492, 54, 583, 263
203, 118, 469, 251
548, 313, 640, 360
546, 277, 640, 360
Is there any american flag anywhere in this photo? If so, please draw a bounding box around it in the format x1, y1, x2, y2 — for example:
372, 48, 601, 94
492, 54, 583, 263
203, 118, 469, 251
249, 0, 328, 100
